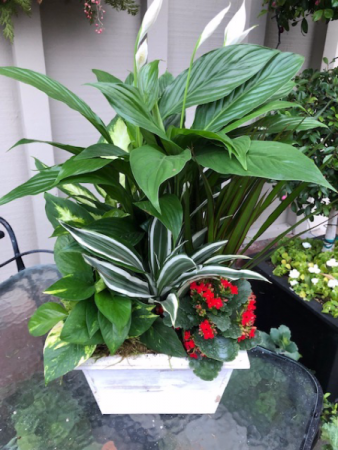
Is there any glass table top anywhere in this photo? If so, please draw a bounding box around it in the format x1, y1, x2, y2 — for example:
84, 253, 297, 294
0, 265, 322, 450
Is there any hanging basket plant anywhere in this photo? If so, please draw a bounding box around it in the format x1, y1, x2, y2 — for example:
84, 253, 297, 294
0, 0, 139, 42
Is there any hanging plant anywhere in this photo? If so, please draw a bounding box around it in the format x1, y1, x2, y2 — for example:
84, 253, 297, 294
0, 0, 139, 42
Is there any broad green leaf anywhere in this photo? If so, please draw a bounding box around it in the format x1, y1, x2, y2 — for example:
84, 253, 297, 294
238, 332, 262, 350
268, 81, 296, 102
60, 301, 103, 345
189, 357, 223, 381
157, 255, 197, 293
130, 145, 191, 212
193, 52, 304, 131
159, 71, 174, 96
128, 300, 158, 337
159, 292, 179, 327
256, 116, 327, 134
229, 136, 251, 169
54, 235, 93, 276
207, 314, 231, 332
92, 69, 122, 83
159, 45, 278, 118
83, 255, 152, 298
44, 192, 93, 228
195, 141, 334, 190
139, 60, 160, 110
60, 221, 144, 271
191, 241, 228, 264
84, 217, 144, 247
194, 265, 268, 282
0, 67, 112, 142
44, 274, 95, 301
0, 166, 59, 205
59, 183, 99, 202
28, 302, 68, 337
86, 300, 100, 338
222, 101, 299, 133
43, 322, 96, 384
203, 254, 250, 265
135, 194, 183, 244
149, 218, 172, 278
140, 318, 186, 357
95, 290, 132, 329
98, 116, 131, 151
9, 138, 84, 155
165, 296, 200, 329
194, 333, 239, 362
98, 311, 130, 354
55, 157, 111, 183
74, 143, 127, 161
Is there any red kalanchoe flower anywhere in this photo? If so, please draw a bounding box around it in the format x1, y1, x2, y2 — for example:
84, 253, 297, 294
238, 334, 246, 342
184, 331, 191, 341
221, 279, 238, 294
206, 296, 223, 310
241, 310, 256, 327
190, 281, 199, 291
230, 285, 238, 295
184, 340, 195, 351
249, 327, 256, 339
189, 352, 198, 359
199, 319, 215, 339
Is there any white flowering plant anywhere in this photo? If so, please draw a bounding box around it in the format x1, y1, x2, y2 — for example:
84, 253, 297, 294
271, 238, 338, 317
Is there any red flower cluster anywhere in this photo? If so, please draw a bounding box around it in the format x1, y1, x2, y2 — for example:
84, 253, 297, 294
190, 281, 224, 310
199, 319, 215, 339
183, 331, 200, 358
220, 279, 238, 295
238, 294, 257, 342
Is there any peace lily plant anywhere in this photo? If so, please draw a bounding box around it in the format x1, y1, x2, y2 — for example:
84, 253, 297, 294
0, 0, 334, 385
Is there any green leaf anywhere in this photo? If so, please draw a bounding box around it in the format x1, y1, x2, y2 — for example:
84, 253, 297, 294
60, 300, 103, 345
159, 45, 278, 119
92, 69, 122, 83
238, 332, 262, 350
194, 334, 239, 362
60, 221, 144, 271
195, 141, 335, 190
74, 143, 127, 161
324, 8, 333, 19
189, 357, 223, 381
313, 9, 323, 21
157, 255, 197, 293
28, 303, 68, 337
159, 71, 174, 96
44, 274, 95, 301
54, 235, 93, 276
0, 166, 59, 206
44, 322, 96, 384
44, 192, 93, 228
83, 255, 152, 298
166, 296, 200, 329
222, 323, 242, 339
268, 81, 296, 101
207, 314, 231, 332
0, 67, 112, 142
9, 138, 84, 155
59, 183, 99, 203
191, 241, 228, 264
149, 218, 172, 278
139, 60, 160, 110
135, 194, 183, 244
55, 157, 112, 183
84, 217, 144, 247
193, 52, 304, 131
86, 300, 100, 338
140, 318, 186, 357
95, 290, 131, 329
256, 116, 327, 133
159, 293, 179, 327
99, 116, 131, 151
128, 300, 158, 337
130, 145, 191, 212
98, 311, 130, 354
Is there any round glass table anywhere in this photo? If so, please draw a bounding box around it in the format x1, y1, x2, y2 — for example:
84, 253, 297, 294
0, 265, 322, 450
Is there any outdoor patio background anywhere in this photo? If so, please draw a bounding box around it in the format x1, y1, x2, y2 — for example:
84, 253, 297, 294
1, 0, 338, 282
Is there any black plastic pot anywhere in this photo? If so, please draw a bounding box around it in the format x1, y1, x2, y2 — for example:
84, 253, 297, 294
252, 260, 338, 401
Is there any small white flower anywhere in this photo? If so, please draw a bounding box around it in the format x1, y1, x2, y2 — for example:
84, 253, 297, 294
311, 278, 319, 285
308, 264, 321, 274
302, 242, 312, 249
289, 269, 300, 279
135, 39, 148, 72
290, 280, 298, 286
139, 0, 163, 44
328, 279, 338, 289
224, 0, 257, 46
198, 5, 231, 49
327, 258, 338, 268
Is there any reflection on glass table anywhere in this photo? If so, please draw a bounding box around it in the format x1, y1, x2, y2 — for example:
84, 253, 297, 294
0, 265, 322, 450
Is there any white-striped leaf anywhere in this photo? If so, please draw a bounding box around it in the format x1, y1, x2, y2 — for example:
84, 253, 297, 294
83, 255, 152, 298
157, 254, 197, 293
60, 221, 144, 272
149, 218, 172, 279
157, 292, 179, 327
196, 265, 269, 282
191, 241, 228, 264
204, 254, 250, 265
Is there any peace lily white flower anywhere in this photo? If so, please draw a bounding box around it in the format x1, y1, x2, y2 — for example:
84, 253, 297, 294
289, 269, 300, 279
327, 258, 338, 268
136, 39, 148, 72
224, 0, 256, 46
308, 264, 321, 274
328, 279, 338, 289
302, 242, 312, 249
311, 278, 319, 285
197, 4, 231, 49
139, 0, 163, 45
290, 280, 299, 286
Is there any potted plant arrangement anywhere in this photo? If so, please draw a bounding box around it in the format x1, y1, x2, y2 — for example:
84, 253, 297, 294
0, 0, 333, 414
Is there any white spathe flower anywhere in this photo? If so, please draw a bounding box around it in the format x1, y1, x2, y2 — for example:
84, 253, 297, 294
197, 4, 231, 49
224, 0, 257, 46
328, 279, 338, 289
311, 278, 319, 285
290, 280, 299, 286
289, 269, 300, 279
139, 0, 163, 45
308, 264, 321, 274
135, 39, 148, 72
327, 258, 338, 268
302, 242, 312, 249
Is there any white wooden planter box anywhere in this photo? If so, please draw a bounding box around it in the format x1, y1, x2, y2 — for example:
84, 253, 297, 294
77, 351, 250, 414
